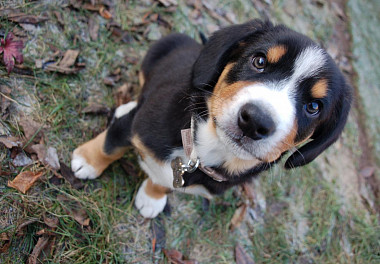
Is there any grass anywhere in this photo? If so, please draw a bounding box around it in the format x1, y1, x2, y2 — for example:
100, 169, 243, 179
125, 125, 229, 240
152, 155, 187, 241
0, 0, 379, 263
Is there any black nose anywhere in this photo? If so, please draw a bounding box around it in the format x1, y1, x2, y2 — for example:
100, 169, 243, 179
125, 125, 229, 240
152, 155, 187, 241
238, 103, 276, 140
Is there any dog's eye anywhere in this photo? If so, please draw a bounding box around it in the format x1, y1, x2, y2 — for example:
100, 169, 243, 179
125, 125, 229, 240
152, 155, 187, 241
304, 101, 321, 116
252, 55, 267, 72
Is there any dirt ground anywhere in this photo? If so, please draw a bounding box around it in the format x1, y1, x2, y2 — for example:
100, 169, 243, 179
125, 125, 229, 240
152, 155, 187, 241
0, 0, 379, 263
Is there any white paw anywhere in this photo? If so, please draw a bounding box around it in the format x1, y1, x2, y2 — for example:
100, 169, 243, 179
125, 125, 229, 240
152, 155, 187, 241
71, 152, 99, 180
135, 179, 167, 218
114, 101, 137, 118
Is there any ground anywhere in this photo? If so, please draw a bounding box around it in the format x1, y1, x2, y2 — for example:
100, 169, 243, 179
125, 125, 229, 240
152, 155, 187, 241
0, 0, 379, 263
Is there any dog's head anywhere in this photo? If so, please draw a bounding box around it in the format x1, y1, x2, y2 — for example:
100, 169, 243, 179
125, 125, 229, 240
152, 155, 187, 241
191, 20, 352, 169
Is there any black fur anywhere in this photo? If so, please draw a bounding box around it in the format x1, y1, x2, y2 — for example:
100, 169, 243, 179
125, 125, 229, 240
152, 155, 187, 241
104, 20, 352, 195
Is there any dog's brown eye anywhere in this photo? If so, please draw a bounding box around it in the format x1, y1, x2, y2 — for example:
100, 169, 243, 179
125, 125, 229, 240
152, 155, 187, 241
305, 101, 321, 116
252, 56, 266, 72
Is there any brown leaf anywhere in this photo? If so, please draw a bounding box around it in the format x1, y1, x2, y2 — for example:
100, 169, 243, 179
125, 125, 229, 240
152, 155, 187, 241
58, 49, 79, 68
59, 162, 84, 189
82, 102, 110, 115
103, 74, 121, 86
44, 64, 80, 74
235, 243, 255, 264
0, 233, 9, 241
88, 16, 99, 41
0, 136, 22, 148
58, 194, 90, 226
163, 249, 184, 264
99, 6, 112, 19
114, 83, 133, 107
53, 11, 65, 27
19, 117, 44, 143
8, 171, 44, 193
30, 144, 60, 170
230, 204, 247, 231
82, 3, 104, 11
7, 12, 48, 24
43, 214, 59, 228
0, 241, 10, 253
27, 236, 50, 264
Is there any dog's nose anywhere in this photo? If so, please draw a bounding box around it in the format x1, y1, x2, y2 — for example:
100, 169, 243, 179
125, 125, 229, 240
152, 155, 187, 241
238, 103, 276, 140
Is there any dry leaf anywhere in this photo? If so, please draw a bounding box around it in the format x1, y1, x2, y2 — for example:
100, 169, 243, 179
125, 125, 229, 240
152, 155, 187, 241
88, 16, 99, 41
0, 241, 10, 253
43, 214, 59, 228
53, 11, 65, 27
230, 204, 247, 230
58, 194, 90, 226
60, 162, 84, 189
0, 136, 22, 148
82, 3, 104, 11
19, 117, 44, 143
7, 12, 48, 24
30, 144, 60, 170
8, 171, 44, 193
82, 102, 110, 115
235, 243, 255, 264
58, 49, 79, 68
163, 249, 183, 264
27, 236, 50, 264
99, 6, 112, 19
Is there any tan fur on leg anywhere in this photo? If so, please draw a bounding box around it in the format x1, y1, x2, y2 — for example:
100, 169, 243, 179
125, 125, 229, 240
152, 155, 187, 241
72, 130, 127, 178
145, 178, 169, 199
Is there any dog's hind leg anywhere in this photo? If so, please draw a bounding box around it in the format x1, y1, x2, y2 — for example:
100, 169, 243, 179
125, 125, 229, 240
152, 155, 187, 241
71, 101, 137, 179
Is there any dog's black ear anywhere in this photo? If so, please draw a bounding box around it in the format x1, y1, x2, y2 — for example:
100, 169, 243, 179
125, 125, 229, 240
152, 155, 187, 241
285, 80, 352, 169
192, 19, 272, 90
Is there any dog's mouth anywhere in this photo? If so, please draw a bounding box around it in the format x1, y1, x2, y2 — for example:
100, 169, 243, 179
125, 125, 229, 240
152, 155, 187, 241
217, 123, 271, 162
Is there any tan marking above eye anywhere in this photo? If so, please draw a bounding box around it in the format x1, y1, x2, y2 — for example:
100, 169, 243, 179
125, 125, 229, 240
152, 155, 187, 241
267, 45, 287, 64
311, 79, 328, 98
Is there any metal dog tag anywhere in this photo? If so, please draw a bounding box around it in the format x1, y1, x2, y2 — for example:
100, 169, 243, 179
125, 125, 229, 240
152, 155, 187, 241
171, 157, 185, 188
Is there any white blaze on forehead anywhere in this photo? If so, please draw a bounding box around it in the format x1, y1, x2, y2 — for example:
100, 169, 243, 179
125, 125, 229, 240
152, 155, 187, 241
293, 46, 326, 82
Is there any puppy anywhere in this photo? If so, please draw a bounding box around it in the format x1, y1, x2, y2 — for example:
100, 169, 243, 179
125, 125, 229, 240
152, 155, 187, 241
71, 20, 352, 218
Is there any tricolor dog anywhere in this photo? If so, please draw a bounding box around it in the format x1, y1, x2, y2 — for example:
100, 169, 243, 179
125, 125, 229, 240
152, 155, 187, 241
71, 20, 352, 218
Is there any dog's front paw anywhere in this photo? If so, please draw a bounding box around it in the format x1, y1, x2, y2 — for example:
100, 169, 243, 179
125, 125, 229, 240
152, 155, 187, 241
71, 151, 100, 180
135, 179, 167, 218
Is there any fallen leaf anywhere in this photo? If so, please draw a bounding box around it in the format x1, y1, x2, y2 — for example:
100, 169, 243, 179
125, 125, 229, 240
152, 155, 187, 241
58, 49, 79, 68
43, 214, 59, 228
0, 233, 9, 241
8, 171, 44, 194
0, 136, 22, 148
16, 218, 39, 233
230, 204, 247, 230
82, 102, 110, 115
0, 241, 10, 253
19, 117, 44, 143
103, 74, 121, 86
163, 249, 183, 263
59, 162, 84, 189
27, 236, 50, 264
88, 16, 99, 41
30, 144, 60, 170
99, 6, 112, 19
53, 11, 65, 27
82, 3, 104, 11
7, 12, 48, 24
242, 182, 255, 202
235, 243, 255, 264
57, 194, 90, 226
114, 83, 133, 107
0, 32, 24, 74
